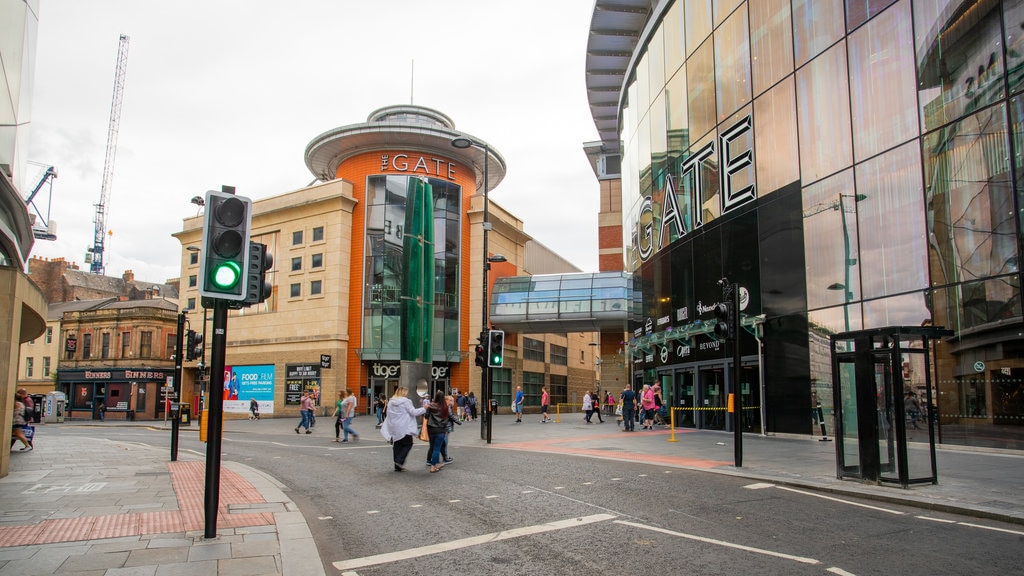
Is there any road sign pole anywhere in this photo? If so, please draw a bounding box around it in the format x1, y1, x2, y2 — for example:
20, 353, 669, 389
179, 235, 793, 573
204, 299, 228, 539
171, 312, 185, 461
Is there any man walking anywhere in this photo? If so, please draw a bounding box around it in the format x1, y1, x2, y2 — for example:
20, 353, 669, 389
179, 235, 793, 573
620, 386, 636, 432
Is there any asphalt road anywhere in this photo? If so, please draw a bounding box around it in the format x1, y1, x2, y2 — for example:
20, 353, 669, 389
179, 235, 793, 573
58, 425, 1024, 576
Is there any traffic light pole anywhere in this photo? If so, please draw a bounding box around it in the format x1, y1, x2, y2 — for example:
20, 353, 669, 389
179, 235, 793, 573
171, 311, 185, 461
731, 283, 743, 468
204, 299, 228, 539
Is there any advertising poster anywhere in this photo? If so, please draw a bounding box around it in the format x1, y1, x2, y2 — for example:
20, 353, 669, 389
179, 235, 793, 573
285, 363, 322, 406
223, 364, 275, 414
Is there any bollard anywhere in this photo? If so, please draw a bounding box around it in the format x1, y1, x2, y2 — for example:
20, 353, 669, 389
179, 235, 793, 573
555, 403, 561, 423
668, 406, 678, 442
816, 402, 831, 441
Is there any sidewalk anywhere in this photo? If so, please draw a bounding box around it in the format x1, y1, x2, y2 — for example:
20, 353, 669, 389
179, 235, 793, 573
0, 428, 324, 576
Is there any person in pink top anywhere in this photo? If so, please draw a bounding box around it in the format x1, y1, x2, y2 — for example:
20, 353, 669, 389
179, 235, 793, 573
640, 384, 656, 430
540, 386, 552, 423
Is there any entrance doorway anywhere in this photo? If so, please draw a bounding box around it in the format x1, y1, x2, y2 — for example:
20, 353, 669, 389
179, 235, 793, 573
659, 358, 761, 432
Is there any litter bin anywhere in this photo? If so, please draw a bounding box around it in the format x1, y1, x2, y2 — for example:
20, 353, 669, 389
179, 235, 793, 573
179, 403, 191, 426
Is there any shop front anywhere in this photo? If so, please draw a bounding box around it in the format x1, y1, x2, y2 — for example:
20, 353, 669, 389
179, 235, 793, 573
58, 368, 171, 421
365, 361, 453, 413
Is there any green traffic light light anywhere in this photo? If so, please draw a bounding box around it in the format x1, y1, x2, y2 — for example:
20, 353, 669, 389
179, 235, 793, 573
211, 261, 241, 289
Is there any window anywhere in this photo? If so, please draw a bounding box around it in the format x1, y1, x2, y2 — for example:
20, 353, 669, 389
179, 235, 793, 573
188, 275, 197, 287
140, 331, 152, 358
189, 251, 199, 265
165, 334, 176, 360
290, 283, 301, 298
25, 357, 33, 378
43, 357, 51, 377
187, 297, 196, 310
121, 332, 131, 358
312, 226, 324, 242
550, 344, 568, 366
291, 257, 302, 272
310, 280, 322, 295
82, 333, 92, 359
45, 327, 52, 344
292, 230, 303, 245
311, 253, 323, 268
101, 332, 110, 359
523, 337, 545, 362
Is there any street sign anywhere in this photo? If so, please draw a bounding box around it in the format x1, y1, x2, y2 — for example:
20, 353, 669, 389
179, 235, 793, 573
321, 354, 331, 368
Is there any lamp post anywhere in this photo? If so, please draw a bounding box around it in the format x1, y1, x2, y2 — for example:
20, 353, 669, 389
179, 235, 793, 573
452, 136, 494, 442
827, 193, 867, 332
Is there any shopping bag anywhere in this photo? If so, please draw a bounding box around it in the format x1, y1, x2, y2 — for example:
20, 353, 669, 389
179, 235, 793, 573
22, 425, 35, 442
419, 417, 429, 442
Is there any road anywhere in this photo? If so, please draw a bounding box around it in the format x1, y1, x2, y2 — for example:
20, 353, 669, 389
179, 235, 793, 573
56, 424, 1023, 575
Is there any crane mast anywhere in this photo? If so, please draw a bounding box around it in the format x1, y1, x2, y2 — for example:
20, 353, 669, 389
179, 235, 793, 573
90, 34, 129, 275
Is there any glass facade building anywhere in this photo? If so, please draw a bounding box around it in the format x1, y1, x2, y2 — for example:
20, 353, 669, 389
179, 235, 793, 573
590, 0, 1024, 448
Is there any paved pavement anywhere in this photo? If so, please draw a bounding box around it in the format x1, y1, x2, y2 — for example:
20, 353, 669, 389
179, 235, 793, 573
2, 411, 1022, 575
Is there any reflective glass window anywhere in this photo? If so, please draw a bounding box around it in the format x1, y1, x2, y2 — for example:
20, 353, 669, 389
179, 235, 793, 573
803, 170, 859, 310
846, 0, 897, 31
637, 51, 651, 122
797, 41, 853, 184
714, 7, 752, 122
685, 0, 713, 57
648, 27, 665, 101
651, 91, 669, 188
639, 112, 653, 199
714, 0, 743, 27
689, 130, 721, 225
664, 0, 685, 79
862, 292, 932, 329
914, 0, 1005, 132
923, 105, 1016, 287
719, 106, 756, 211
754, 76, 799, 194
856, 141, 929, 298
930, 276, 1022, 334
1011, 96, 1024, 265
750, 0, 794, 97
1006, 0, 1024, 96
848, 0, 918, 162
666, 68, 689, 165
792, 0, 845, 67
687, 38, 717, 142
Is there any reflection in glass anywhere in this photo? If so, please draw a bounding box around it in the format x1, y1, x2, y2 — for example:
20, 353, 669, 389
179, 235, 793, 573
1005, 0, 1024, 95
923, 105, 1015, 287
846, 0, 897, 31
666, 68, 689, 165
862, 292, 931, 329
685, 0, 713, 58
915, 0, 1005, 132
714, 7, 751, 121
856, 142, 929, 299
649, 27, 665, 101
848, 0, 918, 162
1010, 96, 1024, 271
753, 77, 799, 194
664, 0, 685, 79
792, 0, 845, 68
803, 170, 858, 311
930, 276, 1022, 334
797, 41, 853, 185
687, 38, 717, 142
749, 0, 794, 97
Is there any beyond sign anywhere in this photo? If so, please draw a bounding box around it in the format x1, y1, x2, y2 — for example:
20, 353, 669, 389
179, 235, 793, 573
633, 115, 754, 262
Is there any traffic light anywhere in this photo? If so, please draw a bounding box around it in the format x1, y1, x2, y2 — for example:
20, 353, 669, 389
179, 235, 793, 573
190, 332, 204, 363
474, 336, 487, 368
243, 241, 274, 305
184, 330, 197, 361
488, 329, 505, 367
713, 301, 733, 340
199, 190, 252, 301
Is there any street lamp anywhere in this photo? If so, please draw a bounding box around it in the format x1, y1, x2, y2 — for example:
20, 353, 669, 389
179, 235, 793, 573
452, 136, 495, 442
831, 193, 867, 332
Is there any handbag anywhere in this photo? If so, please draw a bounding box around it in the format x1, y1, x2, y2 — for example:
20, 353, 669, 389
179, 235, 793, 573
22, 425, 35, 442
419, 417, 429, 442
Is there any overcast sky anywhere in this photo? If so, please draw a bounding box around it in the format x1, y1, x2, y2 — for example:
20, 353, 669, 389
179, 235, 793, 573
26, 0, 601, 285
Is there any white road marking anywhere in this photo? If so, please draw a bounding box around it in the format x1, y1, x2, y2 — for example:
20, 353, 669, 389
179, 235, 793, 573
366, 511, 379, 515
485, 495, 498, 499
341, 571, 361, 576
449, 499, 461, 503
957, 522, 1024, 536
827, 567, 858, 575
317, 516, 333, 520
410, 504, 422, 508
744, 483, 775, 490
775, 486, 904, 515
917, 516, 956, 524
332, 513, 617, 571
615, 520, 819, 565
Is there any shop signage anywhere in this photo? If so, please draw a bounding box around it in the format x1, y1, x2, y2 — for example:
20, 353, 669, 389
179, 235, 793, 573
380, 152, 457, 181
60, 368, 168, 382
286, 363, 321, 406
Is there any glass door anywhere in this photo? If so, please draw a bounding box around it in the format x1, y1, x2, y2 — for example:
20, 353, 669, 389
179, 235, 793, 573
835, 358, 860, 478
739, 363, 761, 434
875, 353, 900, 481
699, 365, 726, 430
675, 369, 696, 428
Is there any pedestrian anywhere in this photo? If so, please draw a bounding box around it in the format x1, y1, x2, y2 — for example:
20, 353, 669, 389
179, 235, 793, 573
16, 389, 34, 423
620, 386, 636, 432
374, 393, 387, 428
513, 385, 524, 423
98, 402, 106, 422
540, 386, 552, 423
606, 391, 616, 416
249, 398, 260, 420
592, 390, 604, 423
455, 389, 467, 421
652, 383, 665, 426
425, 391, 451, 473
333, 389, 360, 442
906, 392, 922, 430
11, 399, 32, 451
467, 391, 478, 420
295, 390, 314, 434
582, 390, 594, 423
378, 386, 425, 471
640, 384, 656, 429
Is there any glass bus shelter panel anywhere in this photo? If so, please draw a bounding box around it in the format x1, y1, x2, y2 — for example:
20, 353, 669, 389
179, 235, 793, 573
874, 355, 900, 482
835, 358, 861, 479
699, 366, 727, 430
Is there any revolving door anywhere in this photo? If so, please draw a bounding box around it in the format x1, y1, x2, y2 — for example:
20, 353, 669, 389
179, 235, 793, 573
831, 327, 949, 488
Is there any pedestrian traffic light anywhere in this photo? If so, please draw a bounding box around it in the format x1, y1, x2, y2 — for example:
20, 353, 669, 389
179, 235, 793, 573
713, 301, 733, 340
474, 332, 487, 368
184, 330, 196, 361
488, 329, 505, 367
190, 331, 204, 363
243, 241, 274, 305
199, 190, 252, 301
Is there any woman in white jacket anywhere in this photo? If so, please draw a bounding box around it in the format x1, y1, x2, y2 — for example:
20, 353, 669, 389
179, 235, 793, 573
379, 386, 425, 471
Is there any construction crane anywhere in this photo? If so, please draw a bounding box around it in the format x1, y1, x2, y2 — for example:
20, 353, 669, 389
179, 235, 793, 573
88, 34, 129, 275
24, 163, 58, 240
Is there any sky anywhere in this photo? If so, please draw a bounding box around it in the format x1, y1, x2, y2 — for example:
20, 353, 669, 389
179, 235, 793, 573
25, 0, 602, 285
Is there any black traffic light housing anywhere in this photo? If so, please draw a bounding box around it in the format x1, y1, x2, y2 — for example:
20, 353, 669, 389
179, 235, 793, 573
488, 329, 505, 367
199, 189, 252, 302
243, 241, 274, 305
474, 334, 487, 368
184, 330, 196, 361
190, 331, 204, 363
713, 302, 734, 340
